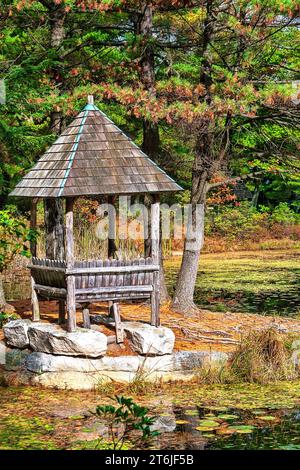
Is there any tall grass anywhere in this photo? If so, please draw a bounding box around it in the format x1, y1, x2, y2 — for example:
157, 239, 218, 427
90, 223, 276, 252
195, 328, 299, 385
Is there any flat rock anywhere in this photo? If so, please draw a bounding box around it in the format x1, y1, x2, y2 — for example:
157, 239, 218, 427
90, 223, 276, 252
25, 351, 173, 375
3, 319, 31, 348
5, 348, 30, 371
28, 323, 107, 357
123, 322, 175, 355
173, 350, 228, 370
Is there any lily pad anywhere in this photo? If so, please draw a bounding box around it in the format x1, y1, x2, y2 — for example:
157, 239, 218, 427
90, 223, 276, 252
198, 420, 220, 428
216, 427, 237, 435
185, 410, 200, 416
195, 426, 217, 432
228, 425, 256, 434
175, 420, 189, 425
257, 415, 277, 422
217, 414, 239, 421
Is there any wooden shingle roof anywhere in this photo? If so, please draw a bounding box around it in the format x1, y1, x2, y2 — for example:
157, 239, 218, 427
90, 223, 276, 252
10, 98, 182, 198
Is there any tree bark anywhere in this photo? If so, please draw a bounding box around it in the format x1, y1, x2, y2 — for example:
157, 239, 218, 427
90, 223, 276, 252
137, 3, 170, 303
44, 1, 66, 260
44, 198, 65, 259
172, 0, 214, 313
172, 181, 206, 313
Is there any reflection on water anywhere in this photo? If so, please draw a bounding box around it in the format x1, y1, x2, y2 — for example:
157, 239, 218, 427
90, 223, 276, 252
150, 406, 300, 450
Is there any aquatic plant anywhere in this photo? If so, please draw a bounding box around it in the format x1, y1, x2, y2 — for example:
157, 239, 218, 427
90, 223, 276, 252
94, 396, 159, 450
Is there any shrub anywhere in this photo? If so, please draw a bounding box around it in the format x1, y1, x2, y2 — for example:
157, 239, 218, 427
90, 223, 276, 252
270, 202, 299, 226
93, 396, 159, 450
0, 209, 37, 273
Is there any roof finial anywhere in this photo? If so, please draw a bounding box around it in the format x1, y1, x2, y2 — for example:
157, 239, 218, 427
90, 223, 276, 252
88, 95, 94, 105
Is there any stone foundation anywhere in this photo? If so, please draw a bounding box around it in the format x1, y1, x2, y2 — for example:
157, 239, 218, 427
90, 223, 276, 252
3, 319, 300, 390
2, 347, 228, 390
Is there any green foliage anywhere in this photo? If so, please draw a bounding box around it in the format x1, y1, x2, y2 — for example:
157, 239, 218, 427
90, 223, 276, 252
271, 203, 299, 225
94, 395, 159, 450
0, 312, 19, 328
0, 209, 37, 272
205, 202, 300, 242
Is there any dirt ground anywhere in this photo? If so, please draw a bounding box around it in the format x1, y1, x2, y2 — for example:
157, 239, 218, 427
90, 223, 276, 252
2, 299, 300, 355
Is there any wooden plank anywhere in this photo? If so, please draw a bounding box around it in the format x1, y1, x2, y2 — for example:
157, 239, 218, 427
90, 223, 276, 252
34, 284, 67, 298
58, 301, 66, 325
124, 258, 132, 286
75, 285, 153, 295
138, 258, 145, 286
103, 259, 110, 288
76, 292, 150, 302
88, 260, 96, 291
112, 302, 124, 344
28, 264, 66, 273
95, 260, 103, 287
31, 276, 40, 321
131, 259, 140, 289
66, 264, 159, 275
82, 307, 91, 329
66, 198, 76, 332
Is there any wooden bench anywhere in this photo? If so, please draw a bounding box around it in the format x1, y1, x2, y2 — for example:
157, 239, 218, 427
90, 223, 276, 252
29, 257, 160, 342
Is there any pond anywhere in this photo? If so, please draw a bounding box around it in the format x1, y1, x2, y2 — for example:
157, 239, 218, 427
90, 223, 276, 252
153, 406, 300, 450
1, 382, 300, 450
165, 249, 300, 317
4, 249, 300, 317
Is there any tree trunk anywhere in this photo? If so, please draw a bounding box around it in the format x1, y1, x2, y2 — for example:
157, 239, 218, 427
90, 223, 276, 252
172, 202, 205, 313
44, 2, 66, 260
172, 0, 214, 314
137, 3, 170, 303
172, 134, 211, 313
44, 198, 65, 259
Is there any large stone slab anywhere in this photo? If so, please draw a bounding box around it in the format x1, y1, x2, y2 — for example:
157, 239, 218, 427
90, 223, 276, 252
25, 351, 174, 375
123, 322, 175, 355
3, 349, 231, 389
3, 319, 31, 348
28, 323, 107, 357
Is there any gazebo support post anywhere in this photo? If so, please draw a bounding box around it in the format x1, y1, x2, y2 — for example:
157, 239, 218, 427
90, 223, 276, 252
144, 194, 153, 258
30, 198, 40, 321
66, 197, 76, 332
58, 301, 66, 325
151, 194, 160, 327
108, 195, 118, 318
108, 195, 118, 259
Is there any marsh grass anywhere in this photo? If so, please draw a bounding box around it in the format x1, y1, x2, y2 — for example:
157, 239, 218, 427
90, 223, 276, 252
229, 328, 299, 384
193, 328, 299, 386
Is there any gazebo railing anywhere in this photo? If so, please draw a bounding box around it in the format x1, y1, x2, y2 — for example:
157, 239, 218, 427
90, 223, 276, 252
29, 256, 159, 302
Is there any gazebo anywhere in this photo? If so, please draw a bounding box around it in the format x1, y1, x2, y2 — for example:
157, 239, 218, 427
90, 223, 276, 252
10, 96, 181, 341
